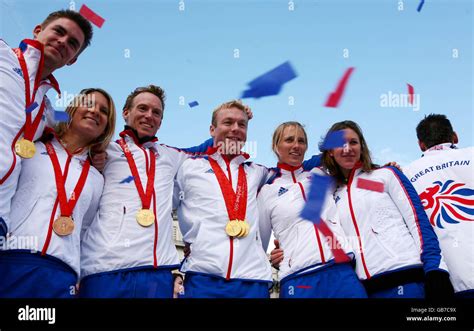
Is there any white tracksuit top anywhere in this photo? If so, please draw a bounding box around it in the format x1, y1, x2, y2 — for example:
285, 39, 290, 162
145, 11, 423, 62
332, 164, 447, 281
0, 39, 59, 220
403, 144, 474, 293
80, 132, 210, 278
175, 149, 273, 282
258, 165, 356, 281
6, 136, 103, 276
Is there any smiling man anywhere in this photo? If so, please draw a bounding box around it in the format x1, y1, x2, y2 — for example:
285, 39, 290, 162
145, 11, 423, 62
175, 100, 275, 298
79, 85, 212, 298
0, 10, 93, 238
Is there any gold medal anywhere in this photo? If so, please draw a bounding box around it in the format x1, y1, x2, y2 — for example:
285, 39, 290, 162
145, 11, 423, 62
240, 221, 250, 238
236, 220, 249, 238
15, 138, 36, 158
136, 208, 155, 227
225, 220, 241, 237
53, 216, 75, 236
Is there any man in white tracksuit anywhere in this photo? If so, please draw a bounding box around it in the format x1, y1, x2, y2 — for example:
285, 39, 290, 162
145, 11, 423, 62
80, 85, 212, 298
175, 100, 274, 298
404, 114, 474, 298
0, 10, 93, 237
175, 102, 321, 298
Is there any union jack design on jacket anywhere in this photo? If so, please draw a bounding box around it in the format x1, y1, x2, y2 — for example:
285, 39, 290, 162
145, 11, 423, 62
404, 144, 474, 295
419, 179, 474, 229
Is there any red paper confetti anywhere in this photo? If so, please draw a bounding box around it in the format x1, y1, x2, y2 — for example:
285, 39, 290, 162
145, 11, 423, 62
357, 178, 385, 193
407, 83, 415, 105
324, 67, 355, 108
79, 4, 105, 28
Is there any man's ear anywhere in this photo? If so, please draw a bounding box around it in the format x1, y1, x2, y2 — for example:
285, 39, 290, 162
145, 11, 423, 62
210, 124, 216, 138
418, 140, 427, 152
452, 132, 459, 144
33, 25, 42, 38
123, 108, 130, 123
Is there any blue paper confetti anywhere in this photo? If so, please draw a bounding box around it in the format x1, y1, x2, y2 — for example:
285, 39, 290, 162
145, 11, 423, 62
25, 102, 38, 114
119, 176, 135, 184
321, 130, 346, 150
188, 101, 199, 108
54, 111, 70, 122
417, 0, 425, 12
241, 61, 297, 99
242, 84, 281, 99
19, 41, 28, 52
300, 173, 333, 224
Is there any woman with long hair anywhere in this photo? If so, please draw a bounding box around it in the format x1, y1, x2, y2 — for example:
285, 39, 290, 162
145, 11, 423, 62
319, 120, 453, 298
258, 121, 367, 298
0, 88, 116, 298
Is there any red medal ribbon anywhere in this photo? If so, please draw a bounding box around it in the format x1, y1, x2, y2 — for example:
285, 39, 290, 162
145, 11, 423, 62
118, 138, 156, 209
45, 142, 91, 218
14, 45, 46, 141
208, 157, 247, 221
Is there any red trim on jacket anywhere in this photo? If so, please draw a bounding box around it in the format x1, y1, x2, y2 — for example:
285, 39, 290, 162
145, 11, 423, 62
346, 163, 371, 279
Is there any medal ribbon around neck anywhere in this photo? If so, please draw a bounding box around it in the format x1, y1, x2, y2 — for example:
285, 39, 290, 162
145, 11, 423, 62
46, 142, 91, 221
14, 47, 46, 145
118, 138, 156, 211
208, 157, 248, 232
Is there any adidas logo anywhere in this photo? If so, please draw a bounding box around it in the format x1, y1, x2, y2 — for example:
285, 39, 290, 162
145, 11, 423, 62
12, 67, 23, 77
205, 168, 214, 174
278, 187, 288, 196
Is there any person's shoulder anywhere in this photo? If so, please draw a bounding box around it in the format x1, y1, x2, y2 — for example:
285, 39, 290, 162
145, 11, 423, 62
0, 39, 13, 51
371, 166, 405, 183
376, 165, 403, 175
413, 145, 473, 164
158, 143, 182, 154
105, 140, 125, 154
244, 160, 267, 170
180, 154, 209, 168
88, 164, 104, 179
155, 143, 178, 157
457, 146, 474, 154
258, 181, 272, 198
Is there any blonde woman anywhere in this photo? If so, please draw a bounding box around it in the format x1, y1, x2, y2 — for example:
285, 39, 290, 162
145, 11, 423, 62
0, 88, 116, 298
258, 122, 366, 298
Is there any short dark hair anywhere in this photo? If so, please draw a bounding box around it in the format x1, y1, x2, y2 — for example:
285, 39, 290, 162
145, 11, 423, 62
416, 114, 455, 149
123, 85, 166, 118
41, 10, 93, 53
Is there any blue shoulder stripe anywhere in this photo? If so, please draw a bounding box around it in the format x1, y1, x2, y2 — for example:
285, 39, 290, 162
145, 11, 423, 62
302, 154, 322, 171
266, 167, 282, 185
386, 166, 442, 273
